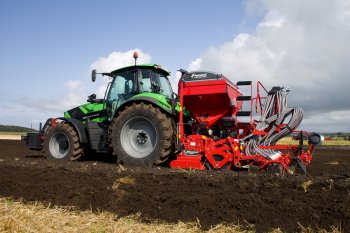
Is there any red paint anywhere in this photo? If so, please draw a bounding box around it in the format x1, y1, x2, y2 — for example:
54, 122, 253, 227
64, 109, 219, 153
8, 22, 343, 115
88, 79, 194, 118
171, 75, 315, 172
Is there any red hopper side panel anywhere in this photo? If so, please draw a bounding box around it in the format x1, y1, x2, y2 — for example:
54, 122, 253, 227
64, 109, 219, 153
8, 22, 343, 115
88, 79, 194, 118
181, 78, 243, 128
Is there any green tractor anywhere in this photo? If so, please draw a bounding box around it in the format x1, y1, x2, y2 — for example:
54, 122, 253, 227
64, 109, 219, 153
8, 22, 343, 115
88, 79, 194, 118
24, 53, 177, 165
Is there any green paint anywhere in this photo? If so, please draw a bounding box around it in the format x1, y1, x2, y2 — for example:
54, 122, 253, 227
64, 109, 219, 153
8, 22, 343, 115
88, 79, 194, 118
64, 102, 107, 123
62, 63, 181, 125
131, 93, 172, 110
79, 102, 105, 113
63, 111, 71, 118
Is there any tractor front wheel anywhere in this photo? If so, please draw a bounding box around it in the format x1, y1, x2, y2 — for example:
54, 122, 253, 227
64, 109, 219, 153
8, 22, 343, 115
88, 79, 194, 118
110, 103, 175, 166
43, 122, 84, 161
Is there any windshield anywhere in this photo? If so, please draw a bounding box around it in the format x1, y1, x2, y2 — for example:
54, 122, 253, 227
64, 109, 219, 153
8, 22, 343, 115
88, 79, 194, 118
107, 69, 138, 102
107, 68, 173, 102
140, 69, 173, 98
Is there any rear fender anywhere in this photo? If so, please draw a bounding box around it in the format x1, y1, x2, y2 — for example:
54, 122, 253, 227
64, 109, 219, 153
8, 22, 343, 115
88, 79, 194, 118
56, 117, 88, 143
116, 97, 176, 117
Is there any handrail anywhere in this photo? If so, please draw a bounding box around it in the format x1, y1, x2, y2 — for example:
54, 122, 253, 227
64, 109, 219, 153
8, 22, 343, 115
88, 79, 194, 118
249, 81, 269, 122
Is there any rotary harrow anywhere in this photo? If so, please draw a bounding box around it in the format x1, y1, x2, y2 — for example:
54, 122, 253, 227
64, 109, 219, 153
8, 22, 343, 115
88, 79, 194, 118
170, 70, 320, 173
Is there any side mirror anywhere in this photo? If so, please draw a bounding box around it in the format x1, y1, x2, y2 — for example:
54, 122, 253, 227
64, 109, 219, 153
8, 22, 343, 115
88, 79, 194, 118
91, 69, 96, 82
87, 93, 97, 103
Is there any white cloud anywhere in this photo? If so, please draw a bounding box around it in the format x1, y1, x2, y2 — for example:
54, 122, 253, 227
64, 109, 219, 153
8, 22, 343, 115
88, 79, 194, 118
37, 49, 152, 111
302, 110, 350, 133
0, 78, 96, 126
90, 48, 151, 72
65, 80, 84, 91
19, 80, 87, 115
1, 49, 154, 126
90, 49, 152, 98
188, 0, 350, 132
189, 58, 202, 71
258, 10, 285, 28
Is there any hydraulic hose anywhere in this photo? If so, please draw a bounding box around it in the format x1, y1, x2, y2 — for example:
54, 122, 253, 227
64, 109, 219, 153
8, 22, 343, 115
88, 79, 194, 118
245, 87, 303, 160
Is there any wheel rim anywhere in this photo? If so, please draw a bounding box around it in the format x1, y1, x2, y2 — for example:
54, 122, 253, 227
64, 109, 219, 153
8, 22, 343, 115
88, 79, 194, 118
49, 131, 70, 159
120, 116, 157, 158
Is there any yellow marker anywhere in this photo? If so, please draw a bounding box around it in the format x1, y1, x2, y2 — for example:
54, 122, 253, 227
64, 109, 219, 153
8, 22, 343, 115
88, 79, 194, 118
178, 134, 181, 139
234, 146, 239, 151
202, 136, 207, 140
179, 107, 182, 111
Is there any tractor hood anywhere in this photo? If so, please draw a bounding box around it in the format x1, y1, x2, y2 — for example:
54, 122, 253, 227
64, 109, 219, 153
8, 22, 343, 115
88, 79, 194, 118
63, 102, 107, 123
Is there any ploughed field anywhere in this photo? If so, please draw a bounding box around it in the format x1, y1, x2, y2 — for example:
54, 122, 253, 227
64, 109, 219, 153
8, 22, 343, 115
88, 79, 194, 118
0, 140, 349, 232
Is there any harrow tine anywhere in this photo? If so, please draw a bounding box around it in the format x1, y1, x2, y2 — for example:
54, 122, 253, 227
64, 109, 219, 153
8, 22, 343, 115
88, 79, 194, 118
288, 158, 307, 175
296, 158, 307, 174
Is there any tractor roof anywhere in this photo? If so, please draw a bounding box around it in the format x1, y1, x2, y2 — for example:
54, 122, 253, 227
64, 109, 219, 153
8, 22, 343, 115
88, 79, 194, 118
111, 64, 170, 75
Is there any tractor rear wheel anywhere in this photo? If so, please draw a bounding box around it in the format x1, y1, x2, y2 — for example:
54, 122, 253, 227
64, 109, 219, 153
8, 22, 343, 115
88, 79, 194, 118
110, 102, 175, 166
43, 122, 84, 161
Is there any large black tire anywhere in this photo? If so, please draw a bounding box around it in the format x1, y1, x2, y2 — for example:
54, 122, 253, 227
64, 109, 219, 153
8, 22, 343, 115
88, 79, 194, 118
110, 102, 175, 166
43, 122, 84, 161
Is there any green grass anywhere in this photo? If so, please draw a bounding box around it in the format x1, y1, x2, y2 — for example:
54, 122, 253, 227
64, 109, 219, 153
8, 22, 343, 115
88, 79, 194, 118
278, 137, 350, 146
0, 132, 27, 136
0, 197, 343, 233
0, 197, 252, 233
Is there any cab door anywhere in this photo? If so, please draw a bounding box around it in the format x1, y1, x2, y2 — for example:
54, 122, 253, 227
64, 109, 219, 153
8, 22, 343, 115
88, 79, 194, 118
106, 69, 139, 120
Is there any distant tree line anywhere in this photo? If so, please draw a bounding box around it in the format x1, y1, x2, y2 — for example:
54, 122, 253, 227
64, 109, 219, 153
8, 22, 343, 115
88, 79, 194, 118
0, 125, 35, 132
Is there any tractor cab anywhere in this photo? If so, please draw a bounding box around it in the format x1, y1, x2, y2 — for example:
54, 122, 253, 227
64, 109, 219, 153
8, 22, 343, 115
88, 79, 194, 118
107, 64, 173, 100
101, 64, 174, 120
89, 51, 174, 118
63, 62, 175, 126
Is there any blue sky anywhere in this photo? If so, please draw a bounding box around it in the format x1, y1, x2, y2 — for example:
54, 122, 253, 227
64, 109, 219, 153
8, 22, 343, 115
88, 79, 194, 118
1, 0, 350, 132
0, 0, 256, 125
0, 0, 254, 86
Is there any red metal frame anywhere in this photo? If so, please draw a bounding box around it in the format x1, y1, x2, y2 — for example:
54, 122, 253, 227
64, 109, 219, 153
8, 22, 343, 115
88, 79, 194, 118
171, 76, 315, 173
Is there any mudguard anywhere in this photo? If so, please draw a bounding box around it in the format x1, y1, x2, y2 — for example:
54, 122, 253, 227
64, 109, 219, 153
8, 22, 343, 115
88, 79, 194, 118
56, 117, 89, 143
118, 96, 177, 116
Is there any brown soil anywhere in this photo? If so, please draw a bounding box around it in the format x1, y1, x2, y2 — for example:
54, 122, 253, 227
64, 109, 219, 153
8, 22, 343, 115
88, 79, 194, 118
0, 140, 349, 232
